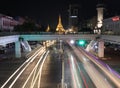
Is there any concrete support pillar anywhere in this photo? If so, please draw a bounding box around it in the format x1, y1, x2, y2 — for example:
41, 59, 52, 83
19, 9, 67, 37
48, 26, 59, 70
21, 41, 31, 52
98, 40, 104, 58
15, 41, 21, 58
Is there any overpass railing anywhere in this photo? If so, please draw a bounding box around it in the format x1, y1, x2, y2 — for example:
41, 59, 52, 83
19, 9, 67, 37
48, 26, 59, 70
0, 32, 19, 36
0, 31, 94, 36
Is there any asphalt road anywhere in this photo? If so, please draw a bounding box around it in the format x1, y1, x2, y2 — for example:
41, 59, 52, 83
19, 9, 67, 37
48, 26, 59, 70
0, 57, 26, 87
0, 46, 46, 88
0, 42, 120, 88
40, 42, 96, 88
102, 46, 120, 74
64, 48, 96, 88
40, 49, 62, 88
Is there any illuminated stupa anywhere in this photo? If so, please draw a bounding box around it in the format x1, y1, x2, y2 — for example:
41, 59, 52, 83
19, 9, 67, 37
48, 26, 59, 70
46, 24, 50, 32
56, 15, 65, 34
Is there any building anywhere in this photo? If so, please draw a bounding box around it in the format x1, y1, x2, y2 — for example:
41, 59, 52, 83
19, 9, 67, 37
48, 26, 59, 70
0, 14, 18, 31
96, 4, 104, 28
95, 4, 104, 34
68, 4, 80, 31
103, 16, 120, 34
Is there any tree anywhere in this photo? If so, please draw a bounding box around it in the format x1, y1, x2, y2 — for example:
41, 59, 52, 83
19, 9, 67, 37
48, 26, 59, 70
14, 21, 38, 32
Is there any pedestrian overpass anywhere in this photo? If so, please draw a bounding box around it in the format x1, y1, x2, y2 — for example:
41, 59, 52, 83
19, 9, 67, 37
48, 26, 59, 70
0, 33, 120, 58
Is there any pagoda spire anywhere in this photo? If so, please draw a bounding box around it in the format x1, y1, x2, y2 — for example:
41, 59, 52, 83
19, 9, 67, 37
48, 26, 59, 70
56, 15, 65, 34
46, 24, 50, 32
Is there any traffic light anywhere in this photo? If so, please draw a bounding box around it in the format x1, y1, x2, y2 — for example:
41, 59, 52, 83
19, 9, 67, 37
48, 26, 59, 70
77, 40, 86, 46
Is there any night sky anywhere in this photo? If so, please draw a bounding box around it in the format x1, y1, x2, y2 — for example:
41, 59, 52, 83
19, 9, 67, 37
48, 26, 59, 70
0, 0, 120, 28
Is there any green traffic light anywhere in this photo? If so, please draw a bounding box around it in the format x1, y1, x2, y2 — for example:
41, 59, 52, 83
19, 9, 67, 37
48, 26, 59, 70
78, 40, 86, 46
79, 40, 85, 45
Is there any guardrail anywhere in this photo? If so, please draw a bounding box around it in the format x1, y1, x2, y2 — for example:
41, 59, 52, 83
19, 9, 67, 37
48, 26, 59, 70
0, 32, 19, 36
0, 32, 94, 36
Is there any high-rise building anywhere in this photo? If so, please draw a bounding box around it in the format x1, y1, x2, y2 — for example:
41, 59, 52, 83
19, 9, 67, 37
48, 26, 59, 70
96, 4, 104, 28
94, 4, 104, 34
68, 4, 80, 30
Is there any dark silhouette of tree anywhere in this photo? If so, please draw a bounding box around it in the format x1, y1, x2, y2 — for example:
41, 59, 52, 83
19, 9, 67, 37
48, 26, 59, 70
14, 22, 38, 32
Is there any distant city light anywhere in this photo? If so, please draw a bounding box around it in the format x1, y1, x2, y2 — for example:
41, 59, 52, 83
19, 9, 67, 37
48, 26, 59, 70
70, 16, 77, 18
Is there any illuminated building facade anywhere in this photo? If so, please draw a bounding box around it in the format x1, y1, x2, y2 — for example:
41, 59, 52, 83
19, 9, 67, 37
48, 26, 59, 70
103, 16, 120, 34
0, 14, 18, 31
95, 4, 104, 34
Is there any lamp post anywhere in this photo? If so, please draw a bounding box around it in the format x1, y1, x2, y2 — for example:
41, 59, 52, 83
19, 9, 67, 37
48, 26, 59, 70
59, 39, 67, 88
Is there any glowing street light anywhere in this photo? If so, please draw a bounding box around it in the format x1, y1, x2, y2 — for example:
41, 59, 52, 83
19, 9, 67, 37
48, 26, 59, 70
70, 40, 75, 44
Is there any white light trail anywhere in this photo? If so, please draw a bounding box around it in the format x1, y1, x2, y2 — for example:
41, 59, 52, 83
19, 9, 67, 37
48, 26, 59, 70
22, 51, 46, 88
68, 52, 83, 88
37, 51, 49, 88
26, 47, 45, 62
31, 51, 49, 88
1, 46, 44, 88
9, 50, 44, 88
79, 47, 120, 87
9, 49, 45, 88
67, 41, 115, 88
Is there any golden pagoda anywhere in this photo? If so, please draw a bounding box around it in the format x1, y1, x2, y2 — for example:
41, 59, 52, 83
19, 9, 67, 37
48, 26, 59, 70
56, 15, 65, 34
46, 24, 50, 32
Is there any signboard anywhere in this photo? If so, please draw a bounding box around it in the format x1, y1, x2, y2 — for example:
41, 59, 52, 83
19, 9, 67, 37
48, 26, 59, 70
112, 16, 120, 21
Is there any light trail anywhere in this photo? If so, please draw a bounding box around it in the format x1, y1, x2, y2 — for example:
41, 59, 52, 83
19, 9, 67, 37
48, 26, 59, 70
9, 49, 45, 88
30, 51, 47, 88
22, 51, 46, 88
76, 59, 88, 88
71, 59, 81, 88
79, 47, 120, 87
37, 51, 50, 88
69, 58, 77, 88
68, 42, 114, 88
67, 52, 83, 88
1, 47, 45, 88
31, 51, 49, 88
80, 71, 88, 88
84, 48, 120, 78
84, 62, 113, 88
30, 65, 37, 88
26, 46, 42, 58
26, 47, 45, 62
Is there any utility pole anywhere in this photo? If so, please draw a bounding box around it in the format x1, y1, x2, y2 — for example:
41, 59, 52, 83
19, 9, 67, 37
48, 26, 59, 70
61, 57, 65, 88
59, 40, 67, 88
